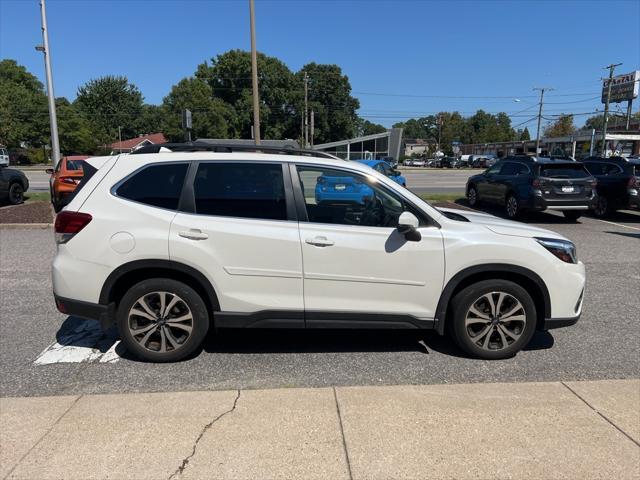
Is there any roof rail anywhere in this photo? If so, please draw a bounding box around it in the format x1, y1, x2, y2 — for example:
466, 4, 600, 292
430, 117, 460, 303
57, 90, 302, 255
130, 141, 340, 160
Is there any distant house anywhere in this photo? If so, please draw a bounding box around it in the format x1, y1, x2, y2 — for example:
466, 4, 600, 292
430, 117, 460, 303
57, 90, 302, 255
403, 138, 430, 157
110, 133, 168, 154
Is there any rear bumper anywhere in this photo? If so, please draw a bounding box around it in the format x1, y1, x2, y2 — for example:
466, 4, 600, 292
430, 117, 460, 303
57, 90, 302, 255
54, 295, 115, 330
542, 314, 580, 330
528, 195, 596, 211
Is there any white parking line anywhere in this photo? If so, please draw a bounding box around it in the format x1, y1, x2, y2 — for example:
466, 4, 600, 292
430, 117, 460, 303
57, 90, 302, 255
592, 218, 640, 231
34, 318, 122, 365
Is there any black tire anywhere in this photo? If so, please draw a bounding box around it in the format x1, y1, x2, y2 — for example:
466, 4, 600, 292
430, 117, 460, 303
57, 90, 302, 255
593, 195, 611, 218
505, 193, 520, 219
562, 211, 582, 221
449, 279, 537, 360
8, 182, 24, 205
117, 278, 210, 362
467, 185, 480, 207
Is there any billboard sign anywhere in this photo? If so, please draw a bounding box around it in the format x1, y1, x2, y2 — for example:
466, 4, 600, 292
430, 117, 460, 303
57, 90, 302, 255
601, 71, 639, 104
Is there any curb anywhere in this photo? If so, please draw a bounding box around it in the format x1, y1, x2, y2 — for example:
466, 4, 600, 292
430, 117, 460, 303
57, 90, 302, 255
0, 223, 53, 229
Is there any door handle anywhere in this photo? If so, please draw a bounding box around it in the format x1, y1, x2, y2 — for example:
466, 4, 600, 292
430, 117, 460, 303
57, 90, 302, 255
178, 229, 209, 241
305, 236, 334, 247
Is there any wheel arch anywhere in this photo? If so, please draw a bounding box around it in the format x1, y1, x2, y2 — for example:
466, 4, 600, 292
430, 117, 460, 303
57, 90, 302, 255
435, 263, 551, 335
99, 260, 220, 319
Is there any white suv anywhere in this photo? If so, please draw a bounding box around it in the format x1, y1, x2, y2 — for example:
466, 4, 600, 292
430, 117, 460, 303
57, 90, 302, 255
52, 144, 585, 362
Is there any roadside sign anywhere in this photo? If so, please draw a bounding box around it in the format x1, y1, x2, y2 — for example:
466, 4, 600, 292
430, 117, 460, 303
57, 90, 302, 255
601, 71, 639, 103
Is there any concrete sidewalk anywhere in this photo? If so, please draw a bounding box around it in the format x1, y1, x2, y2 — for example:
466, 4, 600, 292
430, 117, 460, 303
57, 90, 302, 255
1, 380, 638, 480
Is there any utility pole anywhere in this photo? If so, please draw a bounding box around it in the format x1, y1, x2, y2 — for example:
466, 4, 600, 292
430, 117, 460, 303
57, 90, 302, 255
249, 0, 260, 145
534, 87, 553, 155
310, 110, 314, 148
118, 126, 122, 153
303, 72, 309, 148
36, 0, 60, 167
601, 63, 622, 156
437, 115, 442, 152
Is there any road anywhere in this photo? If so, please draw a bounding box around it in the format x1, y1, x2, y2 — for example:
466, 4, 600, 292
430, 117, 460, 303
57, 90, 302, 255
21, 167, 474, 195
1, 207, 638, 398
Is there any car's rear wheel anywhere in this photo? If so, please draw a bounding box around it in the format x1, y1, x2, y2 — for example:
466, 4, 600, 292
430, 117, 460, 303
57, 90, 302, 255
117, 278, 209, 362
562, 211, 582, 221
449, 280, 537, 360
8, 182, 24, 205
467, 185, 479, 207
505, 194, 520, 219
593, 195, 611, 218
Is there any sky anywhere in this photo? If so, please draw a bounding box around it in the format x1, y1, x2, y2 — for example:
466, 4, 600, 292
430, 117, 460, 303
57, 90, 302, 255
1, 0, 639, 131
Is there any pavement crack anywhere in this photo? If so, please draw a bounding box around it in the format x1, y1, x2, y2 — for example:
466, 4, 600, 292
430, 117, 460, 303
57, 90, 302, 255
168, 389, 241, 480
561, 381, 640, 448
333, 387, 354, 480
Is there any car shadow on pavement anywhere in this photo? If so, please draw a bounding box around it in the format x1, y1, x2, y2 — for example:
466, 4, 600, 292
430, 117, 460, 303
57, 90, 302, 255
202, 328, 555, 359
605, 230, 640, 239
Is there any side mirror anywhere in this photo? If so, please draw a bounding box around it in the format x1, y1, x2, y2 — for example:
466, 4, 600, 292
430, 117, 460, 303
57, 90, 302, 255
45, 168, 54, 174
397, 211, 421, 242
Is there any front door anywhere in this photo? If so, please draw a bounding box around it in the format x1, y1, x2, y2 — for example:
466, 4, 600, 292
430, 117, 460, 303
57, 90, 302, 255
293, 164, 445, 327
169, 161, 304, 326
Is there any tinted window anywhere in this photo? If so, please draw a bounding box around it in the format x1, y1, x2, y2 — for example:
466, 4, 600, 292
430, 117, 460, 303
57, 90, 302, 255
499, 163, 519, 175
296, 165, 425, 227
66, 160, 84, 171
583, 162, 605, 175
117, 163, 188, 210
486, 163, 502, 175
539, 164, 590, 179
194, 163, 286, 220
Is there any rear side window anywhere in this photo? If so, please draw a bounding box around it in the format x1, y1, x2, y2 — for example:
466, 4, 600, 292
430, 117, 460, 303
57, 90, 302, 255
193, 163, 286, 221
539, 164, 590, 179
116, 163, 188, 210
499, 162, 527, 175
66, 160, 84, 171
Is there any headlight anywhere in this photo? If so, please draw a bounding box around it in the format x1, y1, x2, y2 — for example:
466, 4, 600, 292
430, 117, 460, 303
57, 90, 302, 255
535, 237, 577, 264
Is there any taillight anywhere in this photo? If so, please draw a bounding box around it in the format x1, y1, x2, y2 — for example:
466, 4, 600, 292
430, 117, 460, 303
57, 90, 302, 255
54, 211, 92, 244
532, 178, 541, 188
589, 178, 598, 188
60, 176, 77, 185
628, 177, 638, 187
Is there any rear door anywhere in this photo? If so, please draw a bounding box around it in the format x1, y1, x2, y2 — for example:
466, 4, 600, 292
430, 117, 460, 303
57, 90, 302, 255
478, 162, 503, 203
538, 163, 594, 201
169, 161, 304, 323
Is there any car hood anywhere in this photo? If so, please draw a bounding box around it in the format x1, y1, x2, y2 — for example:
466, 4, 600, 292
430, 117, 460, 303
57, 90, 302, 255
437, 207, 567, 240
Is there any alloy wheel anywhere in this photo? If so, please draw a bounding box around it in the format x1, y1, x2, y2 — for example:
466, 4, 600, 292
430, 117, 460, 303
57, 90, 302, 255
9, 184, 24, 204
468, 187, 477, 206
594, 196, 608, 217
464, 291, 527, 351
128, 291, 194, 353
506, 196, 518, 218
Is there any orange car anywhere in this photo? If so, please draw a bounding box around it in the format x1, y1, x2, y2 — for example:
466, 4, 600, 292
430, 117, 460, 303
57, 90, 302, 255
47, 155, 89, 211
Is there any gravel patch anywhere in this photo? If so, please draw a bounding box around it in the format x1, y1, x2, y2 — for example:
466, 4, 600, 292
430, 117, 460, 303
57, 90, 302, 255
0, 202, 54, 224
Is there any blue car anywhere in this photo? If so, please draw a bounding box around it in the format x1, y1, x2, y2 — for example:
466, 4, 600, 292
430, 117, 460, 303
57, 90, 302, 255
315, 159, 406, 204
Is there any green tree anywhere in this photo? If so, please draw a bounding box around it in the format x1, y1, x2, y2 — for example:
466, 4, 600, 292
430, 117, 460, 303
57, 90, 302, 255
392, 116, 437, 140
519, 127, 531, 141
355, 118, 387, 136
544, 114, 575, 137
75, 76, 144, 145
138, 104, 166, 135
162, 77, 236, 141
196, 50, 298, 140
55, 98, 95, 154
298, 63, 360, 144
0, 59, 48, 148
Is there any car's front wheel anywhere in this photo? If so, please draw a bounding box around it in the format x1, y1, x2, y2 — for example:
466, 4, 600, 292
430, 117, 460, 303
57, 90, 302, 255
8, 182, 24, 205
449, 280, 537, 360
117, 278, 210, 362
593, 195, 611, 218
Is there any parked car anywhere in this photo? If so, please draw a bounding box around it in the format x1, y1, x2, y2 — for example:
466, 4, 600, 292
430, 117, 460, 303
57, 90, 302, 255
466, 156, 597, 221
46, 155, 89, 212
315, 159, 407, 205
404, 158, 426, 167
0, 146, 9, 167
0, 166, 29, 205
441, 157, 460, 168
52, 142, 585, 362
458, 155, 471, 168
580, 156, 640, 217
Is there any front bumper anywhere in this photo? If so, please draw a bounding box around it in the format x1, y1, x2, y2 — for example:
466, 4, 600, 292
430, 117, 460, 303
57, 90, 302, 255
542, 314, 580, 330
54, 295, 115, 330
627, 188, 640, 208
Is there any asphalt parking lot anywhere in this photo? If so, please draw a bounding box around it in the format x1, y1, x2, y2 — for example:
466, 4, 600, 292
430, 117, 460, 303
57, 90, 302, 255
1, 205, 638, 398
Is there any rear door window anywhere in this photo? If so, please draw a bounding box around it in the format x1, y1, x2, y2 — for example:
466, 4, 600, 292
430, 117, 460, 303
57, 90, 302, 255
66, 160, 85, 171
539, 164, 590, 179
193, 162, 287, 221
116, 163, 188, 210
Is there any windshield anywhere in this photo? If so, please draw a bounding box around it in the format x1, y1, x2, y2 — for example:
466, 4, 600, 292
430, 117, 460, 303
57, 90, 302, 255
539, 164, 590, 179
